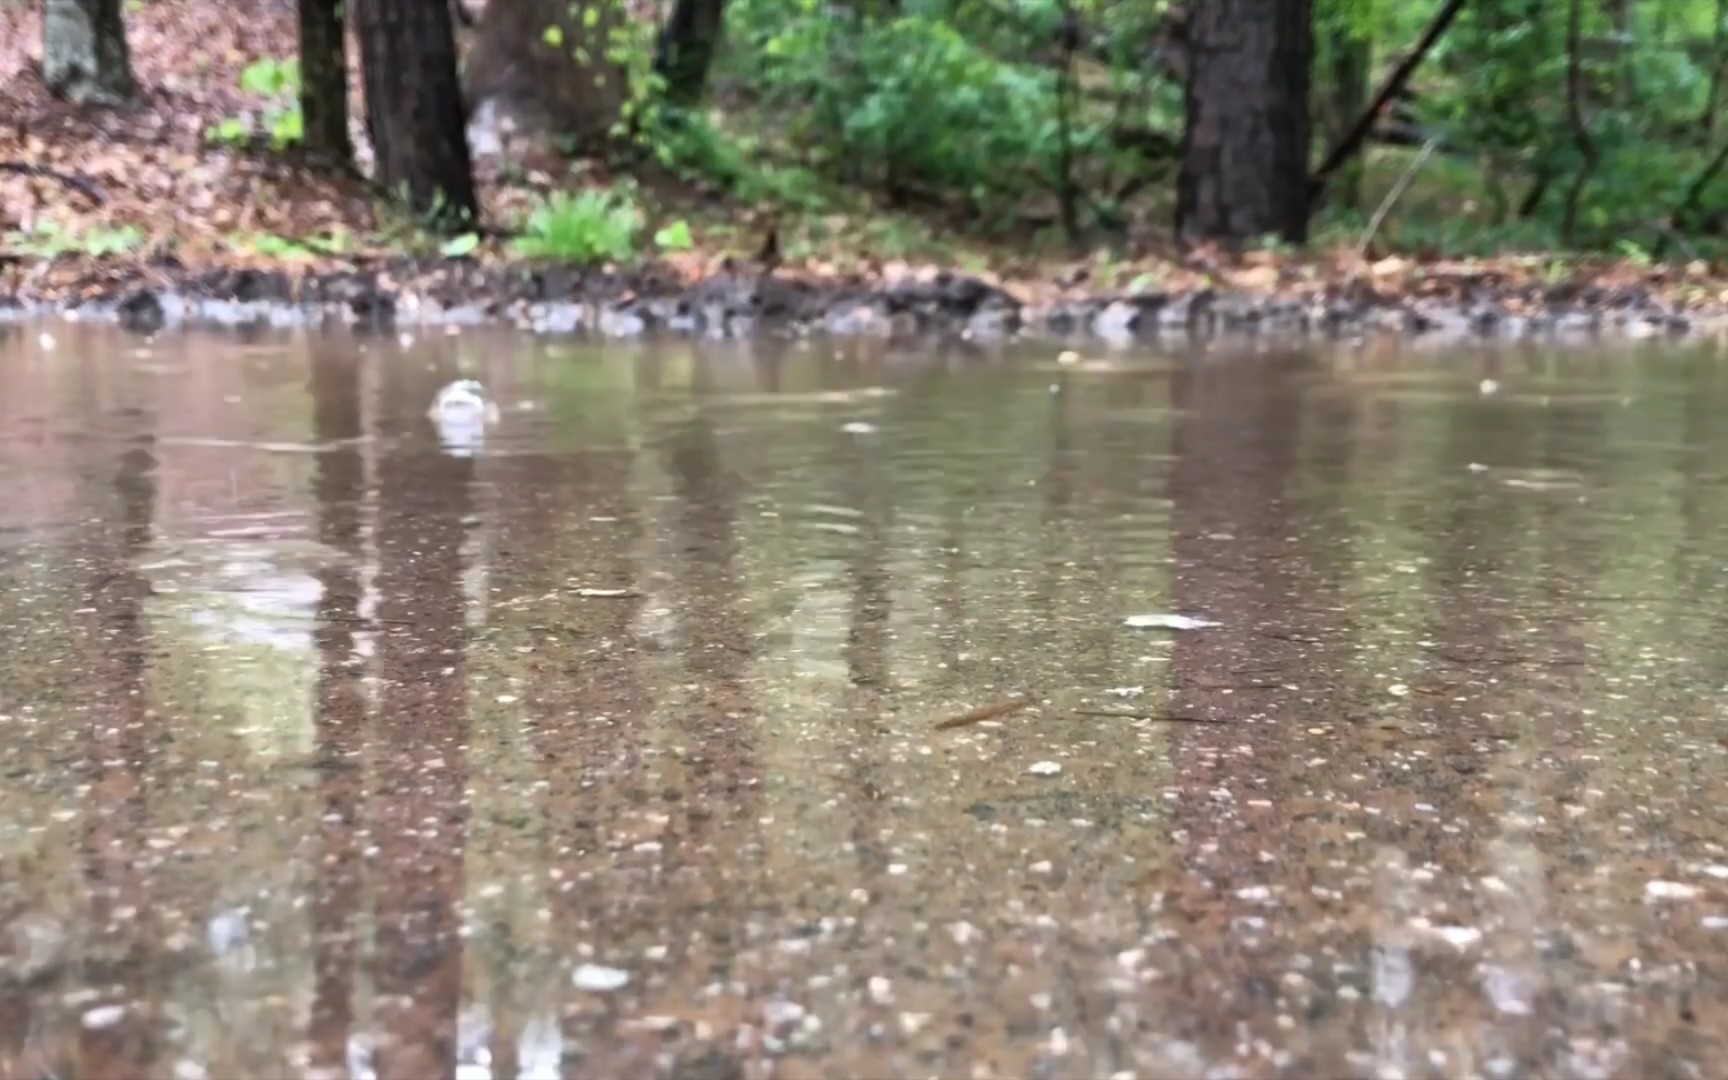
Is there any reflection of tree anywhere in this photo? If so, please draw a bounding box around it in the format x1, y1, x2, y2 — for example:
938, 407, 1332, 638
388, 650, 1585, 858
369, 354, 475, 1080
75, 388, 160, 1078
839, 420, 893, 878
666, 407, 760, 828
1159, 353, 1314, 1046
306, 343, 367, 1074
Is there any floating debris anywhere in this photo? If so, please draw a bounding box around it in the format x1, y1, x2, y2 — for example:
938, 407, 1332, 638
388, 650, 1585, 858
1075, 709, 1230, 724
1125, 614, 1220, 631
1027, 760, 1063, 777
571, 963, 632, 991
934, 696, 1031, 730
573, 588, 642, 599
428, 379, 500, 458
840, 421, 879, 434
80, 1004, 127, 1030
1645, 880, 1702, 902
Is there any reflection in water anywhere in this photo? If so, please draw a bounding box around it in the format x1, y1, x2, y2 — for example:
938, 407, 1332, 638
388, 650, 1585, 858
368, 346, 476, 1079
308, 342, 369, 1077
4, 328, 1728, 1078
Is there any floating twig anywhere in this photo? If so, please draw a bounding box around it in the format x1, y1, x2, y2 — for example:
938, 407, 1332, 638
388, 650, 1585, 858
1075, 709, 1232, 724
934, 696, 1031, 730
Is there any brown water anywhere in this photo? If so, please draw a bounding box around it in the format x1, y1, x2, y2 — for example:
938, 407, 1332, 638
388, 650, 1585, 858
2, 323, 1727, 1080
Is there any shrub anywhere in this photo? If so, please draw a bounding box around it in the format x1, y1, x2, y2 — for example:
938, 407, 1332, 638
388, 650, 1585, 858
512, 189, 642, 263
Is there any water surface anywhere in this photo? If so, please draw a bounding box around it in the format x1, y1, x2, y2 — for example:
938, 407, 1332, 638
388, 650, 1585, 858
2, 324, 1727, 1079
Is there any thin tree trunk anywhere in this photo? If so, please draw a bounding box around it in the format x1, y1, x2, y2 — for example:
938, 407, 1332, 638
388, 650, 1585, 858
654, 0, 728, 106
354, 0, 478, 226
42, 0, 133, 106
1310, 0, 1468, 202
1562, 0, 1598, 246
1655, 135, 1728, 257
1326, 28, 1372, 211
1702, 0, 1728, 133
1053, 0, 1083, 248
1176, 0, 1315, 245
299, 0, 353, 166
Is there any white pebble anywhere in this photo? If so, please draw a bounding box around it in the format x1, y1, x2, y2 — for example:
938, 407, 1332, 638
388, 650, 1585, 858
1027, 760, 1063, 777
81, 1004, 126, 1030
867, 976, 894, 1005
840, 421, 878, 434
1645, 880, 1701, 902
571, 963, 631, 991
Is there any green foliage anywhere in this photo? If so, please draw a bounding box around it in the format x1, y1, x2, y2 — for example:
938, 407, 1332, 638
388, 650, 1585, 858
3, 221, 145, 259
713, 0, 1156, 229
206, 57, 303, 150
512, 188, 642, 263
231, 230, 356, 260
653, 219, 694, 251
440, 232, 482, 259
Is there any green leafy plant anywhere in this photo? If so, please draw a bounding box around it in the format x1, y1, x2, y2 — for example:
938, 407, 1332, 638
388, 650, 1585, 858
512, 188, 642, 263
206, 57, 303, 150
440, 232, 482, 259
653, 219, 694, 251
4, 221, 145, 259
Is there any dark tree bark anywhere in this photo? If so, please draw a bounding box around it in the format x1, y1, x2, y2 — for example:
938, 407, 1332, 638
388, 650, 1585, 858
354, 0, 478, 225
654, 0, 728, 106
464, 0, 629, 154
299, 0, 353, 166
42, 0, 134, 106
1176, 0, 1315, 245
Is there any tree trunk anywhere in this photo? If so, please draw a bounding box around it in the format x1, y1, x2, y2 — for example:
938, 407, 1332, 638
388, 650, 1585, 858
654, 0, 728, 107
1176, 0, 1315, 245
354, 0, 478, 226
464, 0, 630, 156
299, 0, 353, 166
42, 0, 134, 106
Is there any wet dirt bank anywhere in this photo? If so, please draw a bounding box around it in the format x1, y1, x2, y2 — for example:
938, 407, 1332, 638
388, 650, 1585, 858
5, 256, 1728, 344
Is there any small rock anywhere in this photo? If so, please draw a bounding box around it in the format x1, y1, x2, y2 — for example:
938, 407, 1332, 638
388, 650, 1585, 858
81, 1004, 127, 1030
1027, 760, 1063, 777
117, 290, 165, 335
1645, 880, 1701, 902
571, 963, 632, 991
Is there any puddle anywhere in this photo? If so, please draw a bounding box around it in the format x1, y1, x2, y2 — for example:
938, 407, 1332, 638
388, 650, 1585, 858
2, 324, 1727, 1077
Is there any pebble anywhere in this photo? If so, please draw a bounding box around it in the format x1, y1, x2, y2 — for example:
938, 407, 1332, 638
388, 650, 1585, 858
1027, 760, 1063, 777
1645, 880, 1701, 902
571, 963, 632, 991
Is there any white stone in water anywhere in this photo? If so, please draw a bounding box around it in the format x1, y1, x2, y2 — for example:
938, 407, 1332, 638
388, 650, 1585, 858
38, 332, 56, 351
1124, 613, 1219, 631
571, 963, 631, 991
840, 421, 878, 434
867, 976, 894, 1005
81, 1004, 126, 1030
1027, 760, 1063, 777
1645, 880, 1701, 902
1418, 922, 1483, 949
